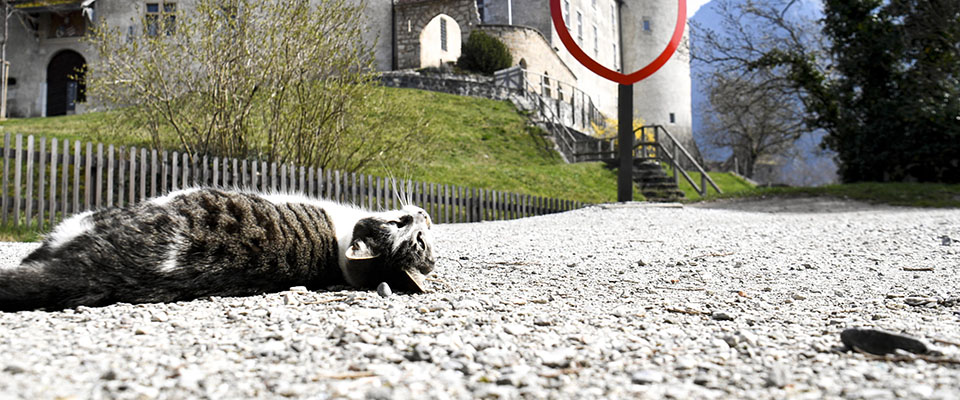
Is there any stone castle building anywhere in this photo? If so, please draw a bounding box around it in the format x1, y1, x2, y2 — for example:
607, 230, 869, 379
1, 0, 693, 150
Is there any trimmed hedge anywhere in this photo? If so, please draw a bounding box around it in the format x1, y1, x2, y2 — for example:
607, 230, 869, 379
457, 30, 513, 75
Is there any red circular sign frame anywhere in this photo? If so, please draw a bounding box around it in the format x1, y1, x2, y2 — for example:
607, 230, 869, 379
549, 0, 687, 85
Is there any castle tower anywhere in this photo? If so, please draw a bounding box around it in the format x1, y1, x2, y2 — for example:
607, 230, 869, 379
619, 0, 697, 156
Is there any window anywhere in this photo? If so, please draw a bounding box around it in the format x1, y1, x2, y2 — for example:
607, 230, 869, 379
563, 0, 570, 27
669, 113, 676, 123
476, 0, 485, 23
643, 18, 651, 32
593, 25, 598, 57
576, 11, 583, 43
440, 18, 448, 52
146, 2, 177, 36
611, 5, 616, 34
48, 10, 87, 38
613, 43, 618, 69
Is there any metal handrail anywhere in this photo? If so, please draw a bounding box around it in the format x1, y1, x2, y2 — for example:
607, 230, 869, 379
642, 125, 722, 196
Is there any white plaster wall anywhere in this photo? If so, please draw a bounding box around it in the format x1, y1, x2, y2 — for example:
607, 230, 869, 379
620, 0, 694, 150
347, 0, 393, 71
419, 14, 462, 68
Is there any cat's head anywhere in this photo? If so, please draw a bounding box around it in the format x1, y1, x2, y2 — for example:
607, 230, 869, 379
342, 205, 436, 293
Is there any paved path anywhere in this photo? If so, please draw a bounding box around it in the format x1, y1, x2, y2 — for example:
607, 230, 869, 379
0, 197, 958, 399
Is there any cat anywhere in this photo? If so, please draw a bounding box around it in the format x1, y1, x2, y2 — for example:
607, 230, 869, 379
0, 187, 436, 312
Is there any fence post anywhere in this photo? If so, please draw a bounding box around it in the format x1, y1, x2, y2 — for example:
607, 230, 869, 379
700, 172, 707, 197
106, 145, 115, 207
38, 137, 46, 229
13, 135, 22, 227
25, 136, 34, 228
1, 132, 9, 226
49, 139, 58, 227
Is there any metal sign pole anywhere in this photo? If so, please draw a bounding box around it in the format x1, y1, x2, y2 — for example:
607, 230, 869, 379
617, 83, 634, 202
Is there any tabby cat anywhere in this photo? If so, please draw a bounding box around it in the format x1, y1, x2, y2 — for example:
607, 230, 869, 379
0, 188, 436, 311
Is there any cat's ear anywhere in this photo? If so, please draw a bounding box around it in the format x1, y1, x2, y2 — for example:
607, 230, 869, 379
346, 239, 379, 260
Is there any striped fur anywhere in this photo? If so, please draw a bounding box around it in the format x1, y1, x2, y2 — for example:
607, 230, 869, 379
0, 188, 435, 311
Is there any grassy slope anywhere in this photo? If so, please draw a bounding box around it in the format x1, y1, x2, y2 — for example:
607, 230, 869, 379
704, 183, 960, 208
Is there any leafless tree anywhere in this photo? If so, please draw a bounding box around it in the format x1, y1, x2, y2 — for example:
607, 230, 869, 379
87, 0, 431, 173
700, 71, 806, 178
690, 0, 830, 179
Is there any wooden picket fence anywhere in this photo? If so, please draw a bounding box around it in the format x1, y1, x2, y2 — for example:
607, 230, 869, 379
0, 133, 584, 231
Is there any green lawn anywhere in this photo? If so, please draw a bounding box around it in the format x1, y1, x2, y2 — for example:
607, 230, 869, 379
705, 182, 960, 208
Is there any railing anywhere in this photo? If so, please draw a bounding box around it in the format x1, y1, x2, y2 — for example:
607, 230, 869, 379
0, 133, 585, 231
568, 125, 722, 197
494, 66, 604, 133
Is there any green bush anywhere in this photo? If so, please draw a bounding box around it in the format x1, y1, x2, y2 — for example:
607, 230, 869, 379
457, 30, 513, 75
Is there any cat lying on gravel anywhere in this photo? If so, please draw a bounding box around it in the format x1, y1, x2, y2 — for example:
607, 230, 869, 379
0, 188, 436, 311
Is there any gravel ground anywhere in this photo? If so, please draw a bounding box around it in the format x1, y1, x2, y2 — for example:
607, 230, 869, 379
1, 197, 959, 399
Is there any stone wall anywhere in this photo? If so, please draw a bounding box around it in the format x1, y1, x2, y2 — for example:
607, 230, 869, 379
379, 70, 520, 103
394, 0, 480, 70
476, 25, 576, 86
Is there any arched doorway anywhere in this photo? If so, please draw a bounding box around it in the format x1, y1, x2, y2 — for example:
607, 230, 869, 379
419, 14, 462, 68
46, 50, 87, 116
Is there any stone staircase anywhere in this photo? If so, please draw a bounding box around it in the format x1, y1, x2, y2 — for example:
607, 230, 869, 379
633, 160, 685, 202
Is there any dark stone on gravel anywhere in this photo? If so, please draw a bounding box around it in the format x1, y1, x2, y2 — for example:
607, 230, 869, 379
377, 282, 392, 298
840, 328, 928, 355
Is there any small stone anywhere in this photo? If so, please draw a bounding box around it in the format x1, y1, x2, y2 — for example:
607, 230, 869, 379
631, 370, 664, 385
840, 328, 928, 355
284, 293, 299, 305
765, 367, 788, 388
675, 357, 696, 370
637, 259, 647, 267
377, 282, 392, 298
100, 370, 117, 380
792, 293, 807, 300
905, 297, 933, 306
533, 318, 553, 326
454, 299, 483, 310
406, 344, 433, 362
711, 312, 735, 321
503, 324, 530, 336
288, 286, 308, 293
3, 365, 26, 375
941, 236, 953, 246
418, 306, 430, 314
539, 348, 575, 368
256, 340, 287, 356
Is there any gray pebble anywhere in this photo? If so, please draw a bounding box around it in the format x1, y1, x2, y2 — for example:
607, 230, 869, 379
711, 311, 735, 321
631, 370, 665, 385
377, 282, 392, 298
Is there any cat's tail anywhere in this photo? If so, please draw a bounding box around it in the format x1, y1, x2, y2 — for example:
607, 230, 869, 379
0, 257, 100, 312
0, 265, 60, 312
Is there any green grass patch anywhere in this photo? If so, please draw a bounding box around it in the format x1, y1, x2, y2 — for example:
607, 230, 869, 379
703, 182, 960, 208
660, 164, 756, 201
0, 224, 42, 243
0, 111, 151, 147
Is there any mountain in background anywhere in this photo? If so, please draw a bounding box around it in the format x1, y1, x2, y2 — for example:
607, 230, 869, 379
689, 0, 836, 186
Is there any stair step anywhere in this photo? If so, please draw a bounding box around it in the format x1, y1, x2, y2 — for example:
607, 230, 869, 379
637, 176, 677, 185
